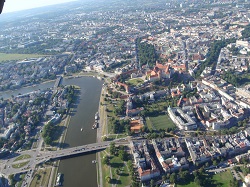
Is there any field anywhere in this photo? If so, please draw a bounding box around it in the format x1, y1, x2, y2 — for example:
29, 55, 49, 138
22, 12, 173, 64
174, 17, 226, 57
100, 150, 131, 187
149, 114, 176, 130
211, 170, 234, 187
177, 181, 199, 187
12, 161, 29, 169
30, 167, 52, 187
100, 151, 111, 187
14, 154, 31, 162
177, 170, 234, 187
146, 117, 154, 130
126, 78, 144, 86
0, 53, 44, 62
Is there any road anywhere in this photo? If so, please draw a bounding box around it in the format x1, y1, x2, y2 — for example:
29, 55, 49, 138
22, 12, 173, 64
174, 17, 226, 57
207, 163, 245, 181
0, 138, 130, 176
5, 71, 116, 187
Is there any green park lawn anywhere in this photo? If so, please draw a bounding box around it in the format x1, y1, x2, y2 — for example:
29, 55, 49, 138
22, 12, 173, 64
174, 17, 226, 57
101, 150, 131, 187
177, 170, 234, 187
101, 151, 112, 187
109, 156, 130, 187
126, 78, 144, 86
146, 117, 154, 130
211, 170, 234, 187
0, 53, 44, 62
30, 168, 52, 187
12, 161, 29, 169
149, 114, 176, 130
177, 181, 199, 187
14, 154, 31, 162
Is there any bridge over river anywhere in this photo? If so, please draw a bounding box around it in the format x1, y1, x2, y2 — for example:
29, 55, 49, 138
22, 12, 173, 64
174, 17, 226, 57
0, 139, 129, 176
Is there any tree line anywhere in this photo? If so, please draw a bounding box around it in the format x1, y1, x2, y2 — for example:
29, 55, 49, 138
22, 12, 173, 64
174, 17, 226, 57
195, 38, 236, 78
136, 37, 158, 68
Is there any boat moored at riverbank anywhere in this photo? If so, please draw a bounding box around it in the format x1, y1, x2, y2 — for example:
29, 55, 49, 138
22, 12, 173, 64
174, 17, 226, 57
95, 112, 99, 120
55, 173, 62, 186
92, 121, 98, 129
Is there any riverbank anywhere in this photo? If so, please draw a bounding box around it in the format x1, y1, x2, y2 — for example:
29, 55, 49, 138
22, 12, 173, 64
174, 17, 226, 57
28, 77, 102, 187
32, 86, 78, 187
48, 114, 72, 187
47, 86, 80, 186
57, 77, 102, 187
0, 71, 99, 99
97, 86, 106, 187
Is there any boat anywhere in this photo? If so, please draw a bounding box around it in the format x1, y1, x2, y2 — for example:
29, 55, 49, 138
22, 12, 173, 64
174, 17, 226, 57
92, 121, 98, 129
92, 160, 97, 164
81, 128, 83, 131
55, 173, 62, 186
95, 112, 99, 120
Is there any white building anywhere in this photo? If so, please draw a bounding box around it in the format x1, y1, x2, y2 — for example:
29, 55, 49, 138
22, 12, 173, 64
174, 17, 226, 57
168, 107, 197, 130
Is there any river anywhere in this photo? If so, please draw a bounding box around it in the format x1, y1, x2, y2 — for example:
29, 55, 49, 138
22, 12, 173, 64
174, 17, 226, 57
0, 77, 103, 187
58, 77, 103, 187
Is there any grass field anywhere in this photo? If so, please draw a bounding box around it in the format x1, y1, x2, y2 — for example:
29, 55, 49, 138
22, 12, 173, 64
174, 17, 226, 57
100, 151, 112, 187
126, 78, 144, 86
12, 161, 29, 169
149, 115, 176, 130
0, 53, 44, 62
176, 170, 234, 187
146, 117, 154, 130
177, 181, 199, 187
30, 168, 52, 187
101, 150, 131, 187
14, 154, 31, 162
110, 156, 130, 187
211, 170, 234, 187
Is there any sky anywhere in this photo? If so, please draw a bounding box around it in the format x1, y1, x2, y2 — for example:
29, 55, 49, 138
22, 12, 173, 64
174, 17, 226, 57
2, 0, 77, 13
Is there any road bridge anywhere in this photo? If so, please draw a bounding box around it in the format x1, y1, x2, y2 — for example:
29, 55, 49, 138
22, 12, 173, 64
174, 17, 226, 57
36, 141, 111, 164
53, 76, 62, 90
0, 139, 129, 176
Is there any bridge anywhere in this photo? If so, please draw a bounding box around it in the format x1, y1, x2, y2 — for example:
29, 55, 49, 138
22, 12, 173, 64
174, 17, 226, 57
53, 76, 62, 91
0, 139, 129, 176
36, 141, 111, 164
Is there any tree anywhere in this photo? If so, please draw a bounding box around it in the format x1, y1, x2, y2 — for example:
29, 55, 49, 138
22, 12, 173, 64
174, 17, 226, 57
9, 174, 14, 184
150, 179, 154, 187
230, 178, 238, 187
118, 149, 127, 161
110, 142, 116, 155
194, 176, 201, 186
105, 176, 111, 183
102, 136, 108, 141
213, 160, 217, 166
127, 160, 133, 174
132, 181, 139, 187
115, 169, 120, 175
103, 156, 109, 165
198, 166, 205, 175
179, 170, 189, 180
170, 173, 177, 184
205, 162, 209, 167
241, 24, 250, 38
162, 175, 167, 182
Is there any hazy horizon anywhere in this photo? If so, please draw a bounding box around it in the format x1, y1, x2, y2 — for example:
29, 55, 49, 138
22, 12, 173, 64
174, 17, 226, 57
2, 0, 77, 13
